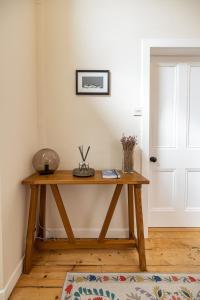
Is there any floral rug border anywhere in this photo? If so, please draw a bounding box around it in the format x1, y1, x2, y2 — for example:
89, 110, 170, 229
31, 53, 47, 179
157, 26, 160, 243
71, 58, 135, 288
61, 273, 200, 300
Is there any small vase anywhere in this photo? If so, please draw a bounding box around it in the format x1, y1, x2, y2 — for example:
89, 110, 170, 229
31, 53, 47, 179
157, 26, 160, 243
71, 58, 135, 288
122, 149, 134, 173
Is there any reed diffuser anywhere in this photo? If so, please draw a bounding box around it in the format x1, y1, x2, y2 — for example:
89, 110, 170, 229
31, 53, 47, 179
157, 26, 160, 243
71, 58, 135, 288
121, 135, 137, 173
73, 145, 95, 177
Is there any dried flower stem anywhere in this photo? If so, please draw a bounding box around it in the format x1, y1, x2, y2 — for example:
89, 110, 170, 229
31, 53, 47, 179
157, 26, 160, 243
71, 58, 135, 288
121, 135, 137, 173
120, 135, 137, 151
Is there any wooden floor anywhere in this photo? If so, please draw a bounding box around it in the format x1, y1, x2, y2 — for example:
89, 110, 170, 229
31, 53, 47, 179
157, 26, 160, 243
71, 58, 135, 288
9, 228, 200, 300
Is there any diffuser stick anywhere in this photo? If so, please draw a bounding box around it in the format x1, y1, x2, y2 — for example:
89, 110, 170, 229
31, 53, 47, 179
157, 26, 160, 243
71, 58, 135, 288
84, 146, 90, 161
79, 146, 85, 161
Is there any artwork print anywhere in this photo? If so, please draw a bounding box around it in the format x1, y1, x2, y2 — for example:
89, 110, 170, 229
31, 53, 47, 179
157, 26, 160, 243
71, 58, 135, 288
76, 70, 110, 95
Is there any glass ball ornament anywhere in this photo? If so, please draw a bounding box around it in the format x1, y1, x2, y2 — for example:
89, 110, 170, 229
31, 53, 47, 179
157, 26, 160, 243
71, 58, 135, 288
32, 148, 60, 175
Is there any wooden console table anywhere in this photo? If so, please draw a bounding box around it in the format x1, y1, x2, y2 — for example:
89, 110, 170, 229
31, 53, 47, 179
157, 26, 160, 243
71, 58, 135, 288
22, 170, 149, 274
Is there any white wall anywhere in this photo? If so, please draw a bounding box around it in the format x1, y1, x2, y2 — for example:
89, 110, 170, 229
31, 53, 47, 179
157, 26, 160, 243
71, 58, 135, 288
0, 0, 38, 296
37, 0, 200, 237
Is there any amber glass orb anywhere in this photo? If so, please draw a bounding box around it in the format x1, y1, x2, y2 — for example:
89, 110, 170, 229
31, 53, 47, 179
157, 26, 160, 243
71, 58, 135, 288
32, 148, 60, 175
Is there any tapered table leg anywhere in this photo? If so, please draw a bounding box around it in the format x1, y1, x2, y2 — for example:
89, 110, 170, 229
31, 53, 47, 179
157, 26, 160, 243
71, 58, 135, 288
23, 185, 39, 274
128, 184, 134, 239
134, 184, 146, 271
38, 185, 46, 239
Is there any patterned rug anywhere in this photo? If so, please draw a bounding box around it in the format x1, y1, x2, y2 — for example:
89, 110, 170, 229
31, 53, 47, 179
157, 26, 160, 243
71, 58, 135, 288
61, 273, 200, 300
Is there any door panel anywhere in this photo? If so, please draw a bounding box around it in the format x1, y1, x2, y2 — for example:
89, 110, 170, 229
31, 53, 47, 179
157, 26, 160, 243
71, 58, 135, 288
151, 169, 176, 210
149, 56, 200, 227
188, 66, 200, 148
185, 169, 200, 210
152, 65, 177, 148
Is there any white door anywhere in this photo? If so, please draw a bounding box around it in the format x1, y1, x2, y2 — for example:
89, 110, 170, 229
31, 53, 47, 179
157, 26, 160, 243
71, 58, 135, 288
149, 56, 200, 227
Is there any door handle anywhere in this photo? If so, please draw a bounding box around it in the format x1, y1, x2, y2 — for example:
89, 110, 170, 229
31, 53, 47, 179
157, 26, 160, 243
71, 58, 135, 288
150, 156, 157, 163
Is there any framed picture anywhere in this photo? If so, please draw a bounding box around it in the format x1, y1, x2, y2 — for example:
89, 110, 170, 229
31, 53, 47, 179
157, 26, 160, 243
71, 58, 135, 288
76, 70, 110, 95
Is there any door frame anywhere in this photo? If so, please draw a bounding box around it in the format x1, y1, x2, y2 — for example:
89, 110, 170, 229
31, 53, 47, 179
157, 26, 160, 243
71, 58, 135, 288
140, 39, 200, 237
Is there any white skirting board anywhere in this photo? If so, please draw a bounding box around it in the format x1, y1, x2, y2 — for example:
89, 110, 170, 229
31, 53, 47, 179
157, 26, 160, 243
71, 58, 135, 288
0, 258, 23, 300
46, 227, 130, 239
45, 227, 148, 238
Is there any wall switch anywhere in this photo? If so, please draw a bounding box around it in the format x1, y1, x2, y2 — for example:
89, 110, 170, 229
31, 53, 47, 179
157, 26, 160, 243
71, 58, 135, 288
133, 107, 142, 116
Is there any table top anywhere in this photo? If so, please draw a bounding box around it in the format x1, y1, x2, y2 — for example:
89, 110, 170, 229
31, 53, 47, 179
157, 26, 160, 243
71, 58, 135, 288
22, 170, 149, 185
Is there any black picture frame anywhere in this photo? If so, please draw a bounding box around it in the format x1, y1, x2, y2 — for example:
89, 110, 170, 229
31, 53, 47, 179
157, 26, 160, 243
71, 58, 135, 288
76, 70, 110, 95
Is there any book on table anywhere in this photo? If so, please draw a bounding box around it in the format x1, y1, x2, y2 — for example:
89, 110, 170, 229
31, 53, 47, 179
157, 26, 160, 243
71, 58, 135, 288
102, 169, 121, 179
